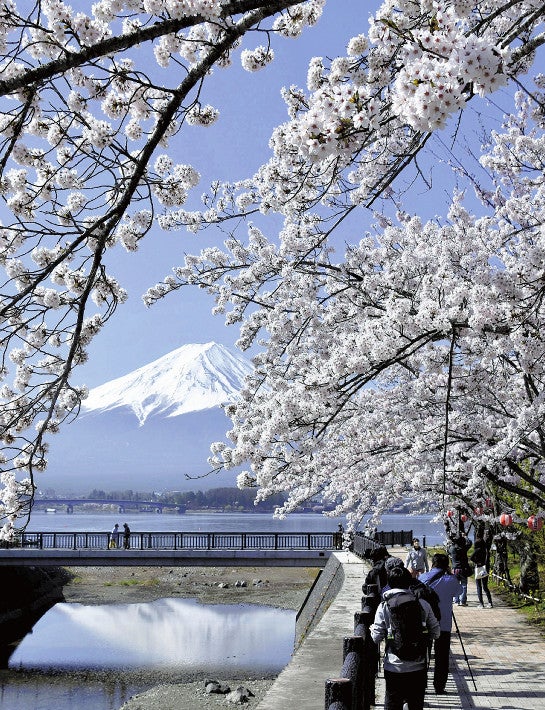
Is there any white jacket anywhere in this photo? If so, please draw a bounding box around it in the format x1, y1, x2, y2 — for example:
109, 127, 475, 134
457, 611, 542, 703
370, 588, 441, 673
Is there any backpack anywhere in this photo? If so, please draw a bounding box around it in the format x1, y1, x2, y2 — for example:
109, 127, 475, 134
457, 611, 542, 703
385, 591, 427, 661
410, 578, 441, 622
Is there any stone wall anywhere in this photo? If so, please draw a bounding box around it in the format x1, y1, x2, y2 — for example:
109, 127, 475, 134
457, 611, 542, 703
0, 566, 69, 666
294, 553, 346, 648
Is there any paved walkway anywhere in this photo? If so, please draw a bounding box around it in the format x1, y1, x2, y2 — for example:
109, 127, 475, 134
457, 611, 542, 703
257, 551, 545, 710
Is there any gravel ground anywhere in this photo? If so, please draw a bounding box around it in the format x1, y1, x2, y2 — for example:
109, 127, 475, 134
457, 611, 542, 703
62, 564, 317, 610
118, 677, 277, 710
60, 565, 318, 710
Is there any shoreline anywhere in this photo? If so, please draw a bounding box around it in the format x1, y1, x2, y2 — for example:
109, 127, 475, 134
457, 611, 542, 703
60, 565, 318, 710
62, 564, 317, 609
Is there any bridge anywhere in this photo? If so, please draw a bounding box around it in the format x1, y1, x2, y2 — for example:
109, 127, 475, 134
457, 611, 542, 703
0, 529, 413, 567
33, 498, 185, 514
0, 530, 347, 567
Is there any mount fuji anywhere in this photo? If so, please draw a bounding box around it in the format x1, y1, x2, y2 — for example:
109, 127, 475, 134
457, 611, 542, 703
43, 343, 254, 494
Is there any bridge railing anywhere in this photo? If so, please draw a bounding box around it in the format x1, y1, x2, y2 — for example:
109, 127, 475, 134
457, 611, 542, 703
16, 531, 341, 551
351, 529, 414, 559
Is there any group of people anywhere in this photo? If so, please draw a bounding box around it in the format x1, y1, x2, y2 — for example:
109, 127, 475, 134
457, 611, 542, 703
366, 531, 493, 710
110, 522, 131, 549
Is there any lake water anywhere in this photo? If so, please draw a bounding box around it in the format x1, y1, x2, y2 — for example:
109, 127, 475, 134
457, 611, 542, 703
4, 598, 294, 710
26, 510, 445, 545
2, 511, 444, 709
9, 599, 295, 674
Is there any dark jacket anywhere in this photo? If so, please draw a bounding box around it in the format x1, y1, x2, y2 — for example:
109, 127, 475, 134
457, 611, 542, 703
448, 535, 472, 575
365, 559, 388, 592
470, 538, 490, 568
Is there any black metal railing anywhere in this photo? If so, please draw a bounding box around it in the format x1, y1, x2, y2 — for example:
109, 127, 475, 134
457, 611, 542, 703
16, 530, 341, 551
324, 584, 381, 710
351, 530, 414, 559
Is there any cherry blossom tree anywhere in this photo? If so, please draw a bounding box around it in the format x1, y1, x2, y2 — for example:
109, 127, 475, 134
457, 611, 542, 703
1, 0, 544, 537
146, 0, 545, 528
0, 0, 323, 538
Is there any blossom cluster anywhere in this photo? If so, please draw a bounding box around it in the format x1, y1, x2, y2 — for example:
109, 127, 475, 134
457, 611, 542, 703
1, 0, 544, 535
171, 78, 545, 524
0, 1, 325, 536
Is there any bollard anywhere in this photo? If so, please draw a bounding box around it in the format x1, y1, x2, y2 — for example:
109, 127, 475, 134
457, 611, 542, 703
361, 583, 379, 627
354, 612, 377, 710
325, 678, 352, 710
354, 611, 367, 638
343, 635, 365, 710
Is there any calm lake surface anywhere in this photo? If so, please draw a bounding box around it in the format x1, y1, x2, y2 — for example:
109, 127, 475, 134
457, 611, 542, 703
4, 597, 295, 710
2, 512, 444, 710
26, 510, 445, 545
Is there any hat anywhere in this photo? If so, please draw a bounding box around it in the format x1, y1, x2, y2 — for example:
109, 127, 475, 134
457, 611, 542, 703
387, 565, 412, 589
385, 556, 405, 571
370, 546, 389, 563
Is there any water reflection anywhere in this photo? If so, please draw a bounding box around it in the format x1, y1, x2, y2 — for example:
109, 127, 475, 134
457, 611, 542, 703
0, 672, 139, 710
9, 598, 295, 675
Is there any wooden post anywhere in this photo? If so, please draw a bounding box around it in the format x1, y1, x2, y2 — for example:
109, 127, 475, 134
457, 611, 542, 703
325, 678, 352, 710
353, 614, 376, 710
343, 635, 364, 710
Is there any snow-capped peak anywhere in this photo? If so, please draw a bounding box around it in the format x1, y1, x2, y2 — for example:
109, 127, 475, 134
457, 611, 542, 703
82, 342, 253, 425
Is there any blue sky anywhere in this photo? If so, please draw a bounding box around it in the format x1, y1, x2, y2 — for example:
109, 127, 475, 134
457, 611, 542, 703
78, 0, 520, 389
80, 0, 372, 388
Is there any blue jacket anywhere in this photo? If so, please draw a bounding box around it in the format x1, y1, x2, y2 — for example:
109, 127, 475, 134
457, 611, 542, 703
419, 569, 462, 632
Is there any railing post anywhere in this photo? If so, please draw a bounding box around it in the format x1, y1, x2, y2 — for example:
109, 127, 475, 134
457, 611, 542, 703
343, 636, 364, 710
325, 678, 352, 710
359, 586, 380, 710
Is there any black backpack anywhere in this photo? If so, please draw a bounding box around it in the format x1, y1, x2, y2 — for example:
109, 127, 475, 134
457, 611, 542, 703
410, 577, 441, 623
385, 591, 427, 661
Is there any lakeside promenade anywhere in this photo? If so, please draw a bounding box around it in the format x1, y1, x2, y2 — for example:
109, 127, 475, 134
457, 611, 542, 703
257, 551, 545, 710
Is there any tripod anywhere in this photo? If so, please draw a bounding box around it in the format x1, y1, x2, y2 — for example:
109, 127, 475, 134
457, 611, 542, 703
452, 610, 478, 691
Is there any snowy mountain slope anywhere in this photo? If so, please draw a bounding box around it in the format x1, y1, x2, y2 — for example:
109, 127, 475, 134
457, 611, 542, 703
82, 342, 254, 424
44, 407, 238, 493
43, 342, 253, 493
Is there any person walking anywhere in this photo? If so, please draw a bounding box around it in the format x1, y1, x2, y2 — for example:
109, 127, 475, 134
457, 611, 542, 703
365, 546, 390, 593
335, 523, 344, 550
371, 565, 440, 710
110, 523, 120, 548
405, 538, 429, 578
470, 534, 493, 608
447, 532, 472, 606
123, 522, 131, 549
420, 553, 463, 695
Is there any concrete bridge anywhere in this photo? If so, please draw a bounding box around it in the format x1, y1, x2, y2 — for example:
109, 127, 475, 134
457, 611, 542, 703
0, 530, 343, 567
0, 548, 330, 567
0, 529, 413, 568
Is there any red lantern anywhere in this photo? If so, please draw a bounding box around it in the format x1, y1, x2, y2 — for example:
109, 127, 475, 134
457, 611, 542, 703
528, 515, 543, 532
485, 497, 492, 508
446, 510, 454, 518
500, 513, 513, 527
461, 514, 468, 522
474, 507, 484, 516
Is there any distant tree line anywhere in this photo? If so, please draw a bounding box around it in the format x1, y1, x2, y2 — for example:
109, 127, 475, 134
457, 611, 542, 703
85, 487, 288, 512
